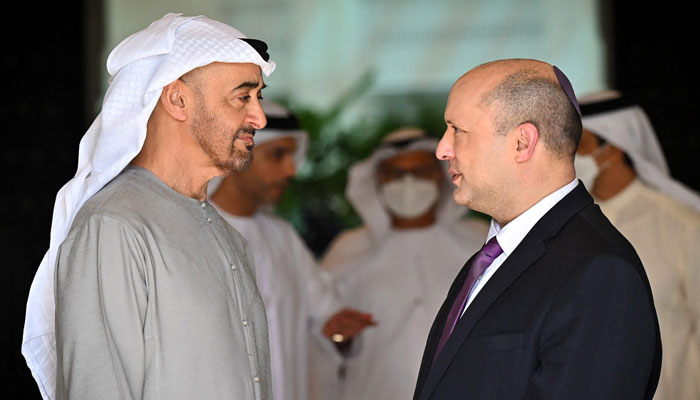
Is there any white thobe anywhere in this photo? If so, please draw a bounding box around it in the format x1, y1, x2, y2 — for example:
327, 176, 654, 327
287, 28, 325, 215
213, 207, 339, 400
320, 220, 488, 400
597, 179, 700, 400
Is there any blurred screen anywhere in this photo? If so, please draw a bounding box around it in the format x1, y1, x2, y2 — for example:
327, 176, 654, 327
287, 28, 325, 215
103, 0, 606, 110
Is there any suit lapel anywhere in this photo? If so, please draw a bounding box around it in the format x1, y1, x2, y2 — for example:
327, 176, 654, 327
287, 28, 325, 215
417, 183, 593, 400
418, 237, 546, 400
414, 254, 477, 398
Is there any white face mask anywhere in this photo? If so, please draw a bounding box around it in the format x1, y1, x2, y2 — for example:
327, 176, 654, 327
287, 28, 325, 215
574, 144, 608, 191
380, 174, 440, 219
574, 154, 599, 191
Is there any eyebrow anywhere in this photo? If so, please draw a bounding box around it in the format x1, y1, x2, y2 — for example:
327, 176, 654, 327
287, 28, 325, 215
446, 119, 460, 128
233, 81, 267, 91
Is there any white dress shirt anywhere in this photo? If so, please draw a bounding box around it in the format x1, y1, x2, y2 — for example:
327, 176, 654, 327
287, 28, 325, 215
461, 179, 579, 317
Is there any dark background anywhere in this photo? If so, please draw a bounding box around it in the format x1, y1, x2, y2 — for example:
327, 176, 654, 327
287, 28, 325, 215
2, 1, 698, 398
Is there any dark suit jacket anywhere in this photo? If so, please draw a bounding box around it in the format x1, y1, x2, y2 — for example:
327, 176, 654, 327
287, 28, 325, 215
413, 183, 661, 400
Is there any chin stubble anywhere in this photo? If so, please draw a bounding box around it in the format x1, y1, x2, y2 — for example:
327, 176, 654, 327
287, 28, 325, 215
226, 127, 255, 173
191, 102, 255, 174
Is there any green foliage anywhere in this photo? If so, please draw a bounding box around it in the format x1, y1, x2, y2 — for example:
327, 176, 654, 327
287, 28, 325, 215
272, 73, 452, 256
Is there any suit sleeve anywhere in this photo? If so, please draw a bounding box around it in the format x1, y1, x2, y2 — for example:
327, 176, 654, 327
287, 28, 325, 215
524, 254, 659, 400
54, 214, 149, 400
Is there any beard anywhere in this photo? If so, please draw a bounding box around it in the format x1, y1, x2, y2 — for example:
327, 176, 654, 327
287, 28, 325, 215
191, 103, 254, 174
224, 126, 255, 173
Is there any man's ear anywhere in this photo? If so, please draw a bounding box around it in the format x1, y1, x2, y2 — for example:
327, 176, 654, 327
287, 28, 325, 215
159, 79, 190, 122
514, 122, 538, 163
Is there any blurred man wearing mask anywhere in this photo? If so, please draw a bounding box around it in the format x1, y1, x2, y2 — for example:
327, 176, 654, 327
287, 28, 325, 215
209, 99, 375, 400
317, 128, 488, 400
575, 91, 700, 400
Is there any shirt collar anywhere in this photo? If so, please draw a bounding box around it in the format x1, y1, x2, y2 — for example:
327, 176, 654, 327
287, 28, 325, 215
487, 179, 579, 256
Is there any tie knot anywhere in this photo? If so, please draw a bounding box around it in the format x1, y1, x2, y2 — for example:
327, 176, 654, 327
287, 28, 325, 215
481, 236, 503, 260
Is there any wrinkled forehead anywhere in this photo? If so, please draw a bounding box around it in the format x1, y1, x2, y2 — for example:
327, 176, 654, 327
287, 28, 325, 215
452, 70, 496, 99
444, 77, 492, 125
446, 73, 498, 117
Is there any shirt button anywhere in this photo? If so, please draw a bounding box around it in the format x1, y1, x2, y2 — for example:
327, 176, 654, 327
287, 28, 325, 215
231, 264, 237, 270
254, 376, 260, 382
201, 202, 206, 208
242, 320, 248, 326
206, 217, 212, 223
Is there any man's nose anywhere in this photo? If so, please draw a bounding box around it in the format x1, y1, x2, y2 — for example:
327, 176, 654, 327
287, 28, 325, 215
247, 99, 267, 130
436, 132, 454, 160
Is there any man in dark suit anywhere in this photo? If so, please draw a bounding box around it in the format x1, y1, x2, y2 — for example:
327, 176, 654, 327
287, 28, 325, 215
413, 59, 661, 400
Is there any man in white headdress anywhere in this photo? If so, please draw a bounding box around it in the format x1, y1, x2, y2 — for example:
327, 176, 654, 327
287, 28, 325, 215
317, 128, 489, 400
208, 99, 376, 400
22, 13, 278, 400
574, 91, 700, 400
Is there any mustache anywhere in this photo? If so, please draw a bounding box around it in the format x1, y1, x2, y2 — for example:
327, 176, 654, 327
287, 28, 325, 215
235, 126, 256, 137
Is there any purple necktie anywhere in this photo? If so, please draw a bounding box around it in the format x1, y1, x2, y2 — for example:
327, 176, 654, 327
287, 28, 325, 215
433, 236, 503, 363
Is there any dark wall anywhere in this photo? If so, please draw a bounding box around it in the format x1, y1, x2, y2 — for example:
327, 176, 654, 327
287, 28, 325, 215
2, 3, 87, 399
2, 1, 698, 398
607, 1, 700, 192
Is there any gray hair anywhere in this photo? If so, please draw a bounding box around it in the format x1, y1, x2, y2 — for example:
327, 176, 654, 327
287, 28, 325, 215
479, 69, 582, 159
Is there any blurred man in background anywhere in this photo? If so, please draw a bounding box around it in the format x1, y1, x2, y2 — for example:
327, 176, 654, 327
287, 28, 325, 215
575, 91, 700, 400
317, 128, 488, 400
209, 99, 375, 400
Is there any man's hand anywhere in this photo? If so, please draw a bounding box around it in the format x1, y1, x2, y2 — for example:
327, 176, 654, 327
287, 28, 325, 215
322, 308, 377, 344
